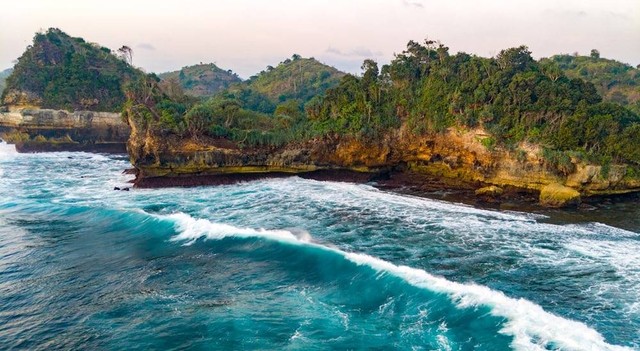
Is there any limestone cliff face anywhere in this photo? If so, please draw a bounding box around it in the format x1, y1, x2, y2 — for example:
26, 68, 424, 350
0, 108, 130, 152
127, 116, 640, 205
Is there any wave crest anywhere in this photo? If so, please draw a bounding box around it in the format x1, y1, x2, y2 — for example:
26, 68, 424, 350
163, 212, 630, 351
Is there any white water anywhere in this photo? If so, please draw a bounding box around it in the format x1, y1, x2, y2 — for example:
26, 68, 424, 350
2, 149, 637, 348
166, 211, 632, 351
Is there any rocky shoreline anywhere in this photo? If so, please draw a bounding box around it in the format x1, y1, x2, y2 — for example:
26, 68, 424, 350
132, 168, 380, 188
125, 117, 640, 208
0, 108, 129, 154
127, 164, 640, 214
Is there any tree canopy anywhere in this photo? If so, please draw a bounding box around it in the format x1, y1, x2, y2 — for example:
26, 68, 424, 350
2, 28, 143, 111
126, 39, 640, 166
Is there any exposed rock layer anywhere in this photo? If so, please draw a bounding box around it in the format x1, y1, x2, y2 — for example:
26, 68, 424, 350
127, 117, 640, 206
0, 108, 129, 153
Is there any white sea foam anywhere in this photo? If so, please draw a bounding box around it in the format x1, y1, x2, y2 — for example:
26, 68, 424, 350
0, 141, 18, 157
273, 177, 542, 222
345, 251, 630, 351
167, 212, 311, 245
164, 212, 632, 351
0, 141, 18, 177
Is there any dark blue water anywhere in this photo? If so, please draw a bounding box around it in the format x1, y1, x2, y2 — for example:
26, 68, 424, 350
0, 142, 638, 350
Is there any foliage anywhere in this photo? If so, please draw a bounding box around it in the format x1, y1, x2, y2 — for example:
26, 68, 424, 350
480, 137, 496, 151
2, 28, 143, 111
231, 55, 345, 105
309, 40, 639, 165
126, 39, 640, 167
542, 54, 640, 114
0, 68, 12, 96
158, 63, 241, 98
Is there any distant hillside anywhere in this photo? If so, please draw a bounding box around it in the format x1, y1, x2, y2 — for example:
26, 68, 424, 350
242, 55, 345, 103
215, 55, 345, 114
0, 68, 12, 96
543, 53, 640, 113
2, 28, 143, 111
158, 63, 241, 98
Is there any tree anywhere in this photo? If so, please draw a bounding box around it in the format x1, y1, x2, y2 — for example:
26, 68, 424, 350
217, 99, 241, 128
496, 46, 533, 71
361, 59, 379, 84
184, 104, 213, 136
159, 77, 185, 101
590, 49, 600, 59
540, 60, 562, 82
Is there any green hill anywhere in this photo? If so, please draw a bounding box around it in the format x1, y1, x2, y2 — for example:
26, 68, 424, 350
0, 68, 12, 96
542, 53, 640, 113
123, 55, 346, 143
212, 55, 345, 115
2, 28, 143, 111
158, 63, 241, 98
241, 55, 345, 104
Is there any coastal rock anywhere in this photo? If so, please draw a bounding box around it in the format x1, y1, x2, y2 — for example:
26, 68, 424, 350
539, 183, 581, 208
125, 109, 640, 203
475, 185, 504, 198
0, 108, 129, 153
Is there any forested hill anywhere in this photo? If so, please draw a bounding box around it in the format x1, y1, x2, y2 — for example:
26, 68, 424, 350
125, 39, 640, 168
243, 56, 345, 103
0, 68, 12, 96
158, 63, 241, 98
542, 53, 640, 114
218, 56, 345, 114
1, 28, 143, 111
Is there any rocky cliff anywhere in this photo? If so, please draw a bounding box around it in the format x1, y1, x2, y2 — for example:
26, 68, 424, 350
127, 115, 640, 207
0, 108, 129, 153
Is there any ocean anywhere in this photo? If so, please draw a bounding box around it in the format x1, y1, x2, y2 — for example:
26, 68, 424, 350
0, 142, 638, 350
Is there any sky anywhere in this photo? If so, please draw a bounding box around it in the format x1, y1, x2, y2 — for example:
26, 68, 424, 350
0, 0, 638, 78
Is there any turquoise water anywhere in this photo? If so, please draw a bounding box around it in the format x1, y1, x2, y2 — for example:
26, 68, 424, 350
0, 142, 638, 350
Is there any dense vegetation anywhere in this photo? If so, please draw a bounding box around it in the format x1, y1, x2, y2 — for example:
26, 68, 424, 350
237, 56, 345, 105
2, 28, 143, 111
126, 40, 640, 167
125, 55, 345, 146
543, 52, 640, 114
158, 63, 241, 98
0, 68, 12, 96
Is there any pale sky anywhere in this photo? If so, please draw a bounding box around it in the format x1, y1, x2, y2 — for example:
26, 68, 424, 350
1, 0, 638, 78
